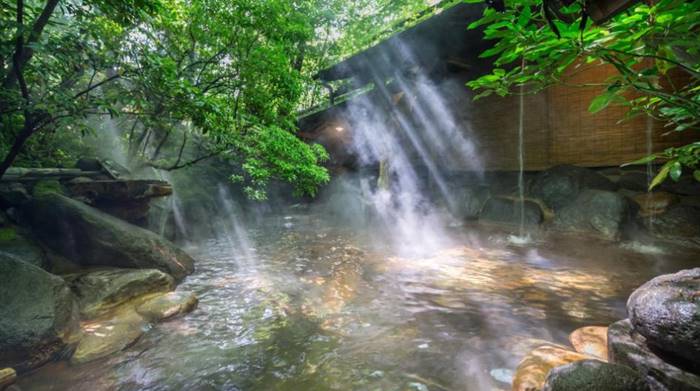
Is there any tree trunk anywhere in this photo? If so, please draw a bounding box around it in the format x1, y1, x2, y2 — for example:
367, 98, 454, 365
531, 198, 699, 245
2, 0, 60, 89
0, 122, 35, 179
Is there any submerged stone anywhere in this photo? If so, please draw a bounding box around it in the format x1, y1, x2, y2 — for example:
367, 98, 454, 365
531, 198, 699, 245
627, 268, 700, 366
70, 309, 147, 365
0, 255, 79, 372
0, 368, 16, 389
489, 368, 514, 385
512, 345, 598, 391
136, 291, 198, 322
65, 268, 175, 319
25, 192, 194, 281
632, 192, 678, 217
543, 359, 649, 391
608, 319, 700, 391
569, 326, 608, 360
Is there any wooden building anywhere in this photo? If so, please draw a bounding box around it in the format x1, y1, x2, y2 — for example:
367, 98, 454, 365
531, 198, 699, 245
298, 3, 694, 172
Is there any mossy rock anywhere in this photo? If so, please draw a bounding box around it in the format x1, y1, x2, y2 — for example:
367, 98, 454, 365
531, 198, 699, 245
32, 180, 64, 197
0, 227, 49, 269
0, 255, 79, 372
543, 360, 649, 391
0, 226, 17, 241
24, 193, 194, 281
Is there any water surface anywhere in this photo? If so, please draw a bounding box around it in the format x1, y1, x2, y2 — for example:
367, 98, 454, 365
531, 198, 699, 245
19, 211, 698, 391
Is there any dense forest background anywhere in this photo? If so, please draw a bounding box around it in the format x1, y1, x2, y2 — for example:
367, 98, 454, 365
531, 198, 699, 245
0, 0, 460, 198
2, 0, 698, 197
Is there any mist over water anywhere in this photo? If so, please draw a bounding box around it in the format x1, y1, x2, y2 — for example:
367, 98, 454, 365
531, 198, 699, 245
339, 38, 484, 256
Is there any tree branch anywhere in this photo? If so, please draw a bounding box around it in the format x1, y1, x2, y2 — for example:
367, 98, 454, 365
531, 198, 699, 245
2, 0, 60, 89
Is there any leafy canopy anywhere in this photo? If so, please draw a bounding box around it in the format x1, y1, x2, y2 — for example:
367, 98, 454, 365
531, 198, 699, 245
466, 0, 700, 188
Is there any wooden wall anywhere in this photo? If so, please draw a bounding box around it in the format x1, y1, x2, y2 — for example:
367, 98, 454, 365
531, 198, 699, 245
466, 63, 694, 170
300, 63, 696, 172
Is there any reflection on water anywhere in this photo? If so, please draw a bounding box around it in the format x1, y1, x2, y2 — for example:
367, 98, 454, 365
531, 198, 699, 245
18, 212, 697, 391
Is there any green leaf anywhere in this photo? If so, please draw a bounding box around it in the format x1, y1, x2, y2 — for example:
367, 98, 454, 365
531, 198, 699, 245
588, 92, 615, 113
694, 170, 700, 182
621, 154, 657, 167
650, 160, 673, 190
669, 161, 682, 181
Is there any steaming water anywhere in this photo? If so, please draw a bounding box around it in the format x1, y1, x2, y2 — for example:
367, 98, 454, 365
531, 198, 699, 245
341, 39, 483, 255
18, 212, 698, 391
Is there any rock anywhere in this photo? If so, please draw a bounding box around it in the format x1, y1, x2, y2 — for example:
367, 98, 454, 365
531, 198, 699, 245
70, 309, 147, 365
0, 183, 30, 208
660, 176, 700, 196
530, 165, 617, 210
512, 345, 598, 391
633, 192, 678, 217
63, 179, 173, 202
0, 368, 17, 390
63, 179, 173, 225
608, 319, 700, 391
553, 190, 633, 239
543, 359, 649, 391
76, 158, 130, 179
65, 268, 175, 319
490, 368, 514, 385
646, 204, 700, 239
479, 196, 543, 226
0, 227, 48, 269
31, 179, 64, 197
136, 291, 198, 322
569, 326, 608, 360
75, 158, 104, 172
627, 268, 700, 366
458, 186, 490, 220
0, 255, 79, 372
25, 193, 194, 281
618, 171, 650, 192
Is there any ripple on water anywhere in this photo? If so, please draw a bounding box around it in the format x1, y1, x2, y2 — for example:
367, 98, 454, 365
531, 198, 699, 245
17, 218, 699, 391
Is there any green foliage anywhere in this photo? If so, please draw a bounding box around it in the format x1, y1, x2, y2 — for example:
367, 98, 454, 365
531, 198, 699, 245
0, 227, 17, 242
467, 0, 700, 187
1, 0, 337, 198
32, 179, 64, 197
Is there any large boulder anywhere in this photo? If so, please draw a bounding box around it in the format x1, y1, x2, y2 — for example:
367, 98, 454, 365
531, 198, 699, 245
645, 204, 700, 239
543, 359, 649, 391
479, 196, 544, 226
530, 165, 617, 210
627, 268, 700, 366
608, 319, 700, 391
456, 186, 490, 220
0, 182, 30, 208
25, 193, 194, 281
64, 179, 173, 226
0, 226, 48, 269
0, 255, 79, 372
65, 268, 175, 319
553, 190, 633, 239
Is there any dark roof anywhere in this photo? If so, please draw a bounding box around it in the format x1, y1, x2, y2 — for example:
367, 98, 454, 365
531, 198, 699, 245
315, 3, 492, 83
